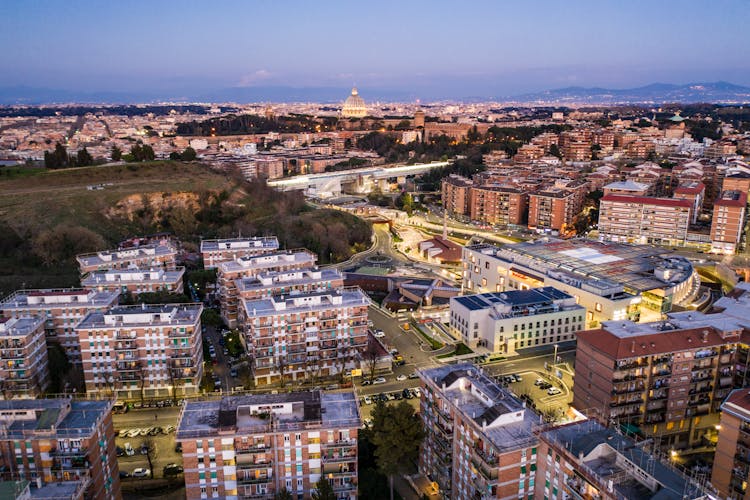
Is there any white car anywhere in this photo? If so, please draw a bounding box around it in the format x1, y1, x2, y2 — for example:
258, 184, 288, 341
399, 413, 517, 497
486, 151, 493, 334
396, 374, 407, 381
411, 387, 421, 398
363, 396, 373, 405
373, 377, 386, 385
547, 387, 562, 396
132, 468, 150, 478
373, 330, 386, 338
363, 417, 373, 427
127, 429, 141, 438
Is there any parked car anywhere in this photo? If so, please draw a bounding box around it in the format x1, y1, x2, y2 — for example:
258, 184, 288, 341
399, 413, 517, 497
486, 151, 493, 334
132, 468, 150, 478
396, 374, 407, 381
116, 446, 125, 457
534, 378, 545, 386
547, 387, 562, 396
408, 372, 419, 379
373, 330, 385, 338
119, 471, 130, 479
411, 387, 421, 398
124, 443, 135, 456
512, 374, 522, 382
361, 379, 371, 386
386, 393, 396, 401
402, 388, 413, 399
138, 428, 149, 436
148, 427, 161, 436
174, 442, 182, 453
230, 368, 238, 377
373, 377, 386, 384
363, 417, 373, 427
118, 429, 130, 438
363, 396, 373, 405
140, 444, 150, 455
163, 463, 184, 476
127, 429, 141, 438
163, 425, 176, 434
393, 392, 403, 400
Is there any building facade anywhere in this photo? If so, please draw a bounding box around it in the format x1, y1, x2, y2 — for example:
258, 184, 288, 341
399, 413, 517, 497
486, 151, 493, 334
0, 288, 120, 364
176, 391, 360, 499
441, 174, 473, 218
0, 399, 121, 500
712, 389, 750, 499
0, 316, 49, 398
536, 420, 708, 500
598, 194, 692, 246
81, 267, 185, 296
75, 303, 204, 399
449, 287, 585, 354
711, 190, 747, 255
469, 185, 527, 227
418, 364, 539, 500
218, 250, 317, 328
527, 183, 587, 233
200, 237, 280, 269
240, 288, 369, 386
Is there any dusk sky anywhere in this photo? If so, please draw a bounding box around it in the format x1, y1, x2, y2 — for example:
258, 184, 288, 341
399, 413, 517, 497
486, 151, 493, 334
1, 0, 748, 100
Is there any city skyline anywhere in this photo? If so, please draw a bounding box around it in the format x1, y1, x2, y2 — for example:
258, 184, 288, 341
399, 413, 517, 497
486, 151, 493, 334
1, 0, 749, 102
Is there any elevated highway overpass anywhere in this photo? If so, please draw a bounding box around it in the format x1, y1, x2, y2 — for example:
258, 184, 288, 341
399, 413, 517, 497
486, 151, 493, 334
267, 161, 450, 198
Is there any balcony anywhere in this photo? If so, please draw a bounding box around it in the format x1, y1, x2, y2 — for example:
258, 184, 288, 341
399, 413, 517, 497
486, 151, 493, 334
236, 443, 270, 454
688, 385, 713, 395
237, 474, 272, 485
610, 398, 643, 408
323, 439, 356, 448
471, 455, 498, 483
322, 451, 356, 462
690, 374, 712, 383
237, 460, 272, 470
472, 446, 499, 467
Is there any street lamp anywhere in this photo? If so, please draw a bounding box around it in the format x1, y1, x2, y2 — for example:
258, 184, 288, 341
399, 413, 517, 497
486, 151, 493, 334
553, 344, 559, 368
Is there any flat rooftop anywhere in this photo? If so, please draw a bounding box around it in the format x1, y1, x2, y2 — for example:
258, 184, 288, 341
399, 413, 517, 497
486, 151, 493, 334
454, 286, 573, 312
542, 420, 707, 500
200, 236, 279, 252
0, 316, 44, 337
77, 303, 202, 329
0, 399, 111, 439
81, 266, 185, 286
176, 390, 360, 438
236, 267, 342, 293
77, 243, 176, 267
468, 239, 694, 295
0, 288, 119, 309
242, 287, 369, 316
218, 249, 317, 274
420, 363, 537, 453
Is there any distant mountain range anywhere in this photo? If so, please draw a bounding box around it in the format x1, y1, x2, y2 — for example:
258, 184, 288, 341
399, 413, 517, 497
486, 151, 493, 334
0, 81, 749, 105
512, 81, 750, 104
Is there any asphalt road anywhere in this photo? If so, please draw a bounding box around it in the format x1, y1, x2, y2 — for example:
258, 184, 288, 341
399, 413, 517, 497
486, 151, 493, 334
113, 408, 183, 480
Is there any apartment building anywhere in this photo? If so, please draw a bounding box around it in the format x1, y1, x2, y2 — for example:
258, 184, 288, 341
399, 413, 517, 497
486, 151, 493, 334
240, 287, 369, 386
602, 180, 651, 197
469, 185, 527, 226
81, 267, 185, 296
239, 287, 369, 386
574, 317, 739, 449
77, 242, 178, 274
598, 194, 692, 246
441, 174, 472, 218
176, 391, 360, 500
0, 316, 49, 398
236, 268, 344, 301
0, 288, 120, 364
418, 364, 538, 500
218, 249, 317, 328
672, 181, 705, 224
0, 399, 121, 500
200, 237, 280, 269
527, 186, 586, 233
535, 420, 708, 500
449, 287, 585, 354
712, 389, 750, 498
462, 240, 698, 327
75, 303, 203, 399
711, 190, 747, 254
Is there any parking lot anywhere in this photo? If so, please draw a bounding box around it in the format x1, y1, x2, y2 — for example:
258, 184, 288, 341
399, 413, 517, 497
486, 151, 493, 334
488, 368, 571, 418
358, 387, 422, 425
113, 408, 184, 482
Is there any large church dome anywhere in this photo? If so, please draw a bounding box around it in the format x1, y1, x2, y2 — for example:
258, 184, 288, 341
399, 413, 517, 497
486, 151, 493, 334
342, 87, 367, 118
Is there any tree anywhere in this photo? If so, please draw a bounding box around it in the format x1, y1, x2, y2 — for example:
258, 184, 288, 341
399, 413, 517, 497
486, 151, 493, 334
111, 145, 122, 161
311, 476, 336, 500
274, 488, 294, 500
44, 142, 69, 169
76, 147, 94, 167
370, 400, 425, 500
142, 437, 155, 478
549, 143, 562, 159
181, 146, 197, 161
362, 342, 380, 383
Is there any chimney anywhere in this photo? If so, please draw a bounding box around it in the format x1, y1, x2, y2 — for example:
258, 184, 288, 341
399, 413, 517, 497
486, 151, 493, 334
631, 341, 635, 354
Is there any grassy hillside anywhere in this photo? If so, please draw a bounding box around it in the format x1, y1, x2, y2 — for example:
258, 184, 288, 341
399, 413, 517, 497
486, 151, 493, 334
0, 161, 371, 295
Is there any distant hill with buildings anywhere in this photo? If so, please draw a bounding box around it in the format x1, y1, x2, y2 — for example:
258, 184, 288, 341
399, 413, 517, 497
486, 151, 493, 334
513, 81, 750, 104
